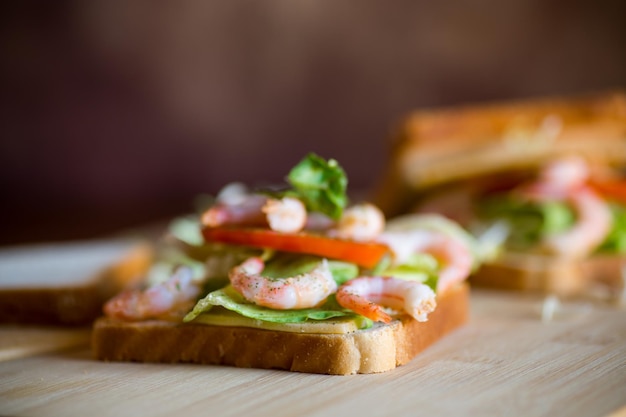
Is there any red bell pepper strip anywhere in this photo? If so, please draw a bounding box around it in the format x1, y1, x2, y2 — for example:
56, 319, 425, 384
589, 180, 626, 204
202, 227, 389, 269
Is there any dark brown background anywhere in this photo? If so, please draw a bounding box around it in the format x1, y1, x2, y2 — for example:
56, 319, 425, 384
1, 1, 625, 245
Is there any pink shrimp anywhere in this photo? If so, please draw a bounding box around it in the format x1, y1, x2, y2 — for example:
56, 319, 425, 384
262, 197, 307, 233
517, 155, 590, 200
229, 257, 337, 309
201, 183, 310, 233
517, 157, 612, 258
377, 230, 474, 293
201, 194, 269, 228
104, 267, 201, 321
542, 187, 612, 258
332, 203, 386, 242
335, 276, 436, 323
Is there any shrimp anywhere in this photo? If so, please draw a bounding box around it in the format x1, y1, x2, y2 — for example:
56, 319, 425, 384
201, 183, 310, 233
262, 197, 307, 233
517, 156, 590, 200
517, 157, 612, 258
201, 194, 308, 232
543, 187, 612, 258
229, 257, 337, 309
201, 193, 268, 228
203, 189, 386, 237
377, 230, 474, 293
332, 203, 386, 242
336, 276, 436, 323
104, 267, 201, 321
539, 155, 590, 190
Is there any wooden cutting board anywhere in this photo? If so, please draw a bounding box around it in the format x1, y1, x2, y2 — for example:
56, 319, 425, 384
1, 289, 624, 417
0, 325, 90, 362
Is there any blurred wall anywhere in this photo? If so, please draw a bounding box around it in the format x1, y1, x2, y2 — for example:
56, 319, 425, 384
1, 0, 625, 244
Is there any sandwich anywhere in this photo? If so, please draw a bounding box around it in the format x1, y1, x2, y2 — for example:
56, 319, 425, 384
373, 90, 626, 296
93, 153, 478, 375
0, 239, 151, 326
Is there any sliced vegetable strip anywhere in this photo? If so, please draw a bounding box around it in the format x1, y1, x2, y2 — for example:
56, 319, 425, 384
202, 227, 389, 269
589, 180, 626, 204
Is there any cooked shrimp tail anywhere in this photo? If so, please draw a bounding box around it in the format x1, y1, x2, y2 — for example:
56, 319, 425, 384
335, 284, 393, 323
336, 276, 436, 323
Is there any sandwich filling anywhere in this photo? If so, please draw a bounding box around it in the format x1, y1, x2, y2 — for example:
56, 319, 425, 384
103, 154, 479, 334
472, 156, 626, 259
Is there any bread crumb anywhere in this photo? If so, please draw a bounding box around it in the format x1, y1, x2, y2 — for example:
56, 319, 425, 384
541, 295, 560, 323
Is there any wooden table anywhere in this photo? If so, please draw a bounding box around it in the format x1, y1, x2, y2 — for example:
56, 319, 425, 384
1, 243, 625, 417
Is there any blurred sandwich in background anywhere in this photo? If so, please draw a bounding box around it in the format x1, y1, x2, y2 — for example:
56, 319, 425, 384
0, 240, 152, 326
374, 90, 626, 297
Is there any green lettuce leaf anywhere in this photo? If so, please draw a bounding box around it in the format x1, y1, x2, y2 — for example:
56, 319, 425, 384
285, 153, 348, 220
478, 197, 576, 250
184, 286, 370, 326
597, 203, 626, 254
168, 215, 204, 246
260, 254, 359, 285
379, 253, 439, 292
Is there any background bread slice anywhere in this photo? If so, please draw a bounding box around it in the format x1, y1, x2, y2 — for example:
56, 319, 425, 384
472, 253, 625, 297
374, 90, 626, 217
0, 239, 151, 325
92, 283, 469, 375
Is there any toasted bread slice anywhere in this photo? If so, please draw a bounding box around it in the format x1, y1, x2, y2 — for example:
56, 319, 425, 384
92, 283, 469, 375
472, 252, 625, 296
0, 240, 152, 325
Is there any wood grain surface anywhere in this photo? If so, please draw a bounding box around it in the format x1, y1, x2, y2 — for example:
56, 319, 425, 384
0, 326, 91, 362
1, 288, 624, 417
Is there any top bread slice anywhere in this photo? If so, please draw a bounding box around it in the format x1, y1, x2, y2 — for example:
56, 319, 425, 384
372, 91, 626, 296
92, 282, 469, 375
0, 239, 151, 325
374, 90, 626, 217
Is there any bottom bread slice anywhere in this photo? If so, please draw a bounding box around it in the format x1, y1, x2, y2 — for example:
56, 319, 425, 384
92, 283, 469, 375
471, 252, 625, 296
